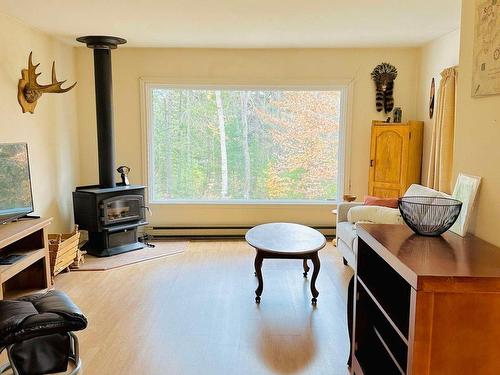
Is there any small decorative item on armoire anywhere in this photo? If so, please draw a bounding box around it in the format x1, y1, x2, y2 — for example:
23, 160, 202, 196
393, 107, 402, 123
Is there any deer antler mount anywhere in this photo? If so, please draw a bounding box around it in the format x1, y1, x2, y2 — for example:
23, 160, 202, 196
18, 52, 77, 114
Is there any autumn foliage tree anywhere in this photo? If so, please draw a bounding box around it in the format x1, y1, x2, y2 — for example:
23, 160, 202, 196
150, 89, 340, 201
256, 91, 340, 199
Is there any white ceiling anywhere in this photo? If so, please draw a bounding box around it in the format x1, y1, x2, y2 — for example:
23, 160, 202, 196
0, 0, 461, 48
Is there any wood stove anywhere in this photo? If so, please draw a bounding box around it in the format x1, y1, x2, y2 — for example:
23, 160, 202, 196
73, 185, 147, 257
73, 35, 148, 257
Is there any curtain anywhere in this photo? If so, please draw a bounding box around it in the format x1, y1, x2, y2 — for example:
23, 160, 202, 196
427, 67, 458, 194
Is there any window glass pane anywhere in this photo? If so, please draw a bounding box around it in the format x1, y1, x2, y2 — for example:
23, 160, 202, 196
150, 88, 342, 201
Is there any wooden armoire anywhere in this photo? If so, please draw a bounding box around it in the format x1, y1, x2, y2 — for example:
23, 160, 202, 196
368, 121, 423, 198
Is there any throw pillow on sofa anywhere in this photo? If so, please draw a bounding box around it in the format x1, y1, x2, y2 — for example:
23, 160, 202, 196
363, 195, 399, 208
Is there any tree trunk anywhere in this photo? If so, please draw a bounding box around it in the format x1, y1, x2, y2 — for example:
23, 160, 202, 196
241, 92, 251, 199
164, 92, 173, 196
183, 92, 192, 197
177, 91, 184, 194
215, 90, 228, 198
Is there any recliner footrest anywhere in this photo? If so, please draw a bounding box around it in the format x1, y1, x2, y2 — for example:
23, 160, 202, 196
0, 290, 87, 375
0, 290, 87, 348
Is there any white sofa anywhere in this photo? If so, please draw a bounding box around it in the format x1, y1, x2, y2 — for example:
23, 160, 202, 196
336, 184, 448, 269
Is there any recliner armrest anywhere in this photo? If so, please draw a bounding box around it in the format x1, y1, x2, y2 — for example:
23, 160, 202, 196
336, 202, 363, 224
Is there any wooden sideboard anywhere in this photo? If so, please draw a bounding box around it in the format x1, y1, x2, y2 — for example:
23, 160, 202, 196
0, 217, 52, 299
352, 224, 500, 375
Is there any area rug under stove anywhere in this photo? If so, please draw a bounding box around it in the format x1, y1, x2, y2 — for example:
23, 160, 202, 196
72, 241, 188, 271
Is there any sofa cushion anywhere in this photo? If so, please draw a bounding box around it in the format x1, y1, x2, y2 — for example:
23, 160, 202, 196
404, 184, 450, 198
347, 205, 404, 225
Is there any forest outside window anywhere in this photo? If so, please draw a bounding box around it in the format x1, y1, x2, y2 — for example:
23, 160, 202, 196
146, 85, 347, 203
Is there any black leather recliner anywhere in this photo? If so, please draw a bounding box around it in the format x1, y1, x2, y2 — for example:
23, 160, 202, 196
0, 290, 88, 375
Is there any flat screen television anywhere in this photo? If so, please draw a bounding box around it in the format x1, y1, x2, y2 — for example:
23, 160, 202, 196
0, 143, 34, 224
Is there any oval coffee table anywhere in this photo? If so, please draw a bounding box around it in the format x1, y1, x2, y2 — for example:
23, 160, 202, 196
245, 222, 326, 304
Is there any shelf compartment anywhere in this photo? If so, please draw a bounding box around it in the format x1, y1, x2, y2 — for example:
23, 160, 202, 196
355, 280, 408, 374
357, 238, 411, 338
373, 327, 405, 375
0, 248, 46, 283
357, 277, 408, 345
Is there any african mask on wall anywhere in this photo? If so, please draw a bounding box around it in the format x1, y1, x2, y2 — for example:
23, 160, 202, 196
371, 62, 398, 113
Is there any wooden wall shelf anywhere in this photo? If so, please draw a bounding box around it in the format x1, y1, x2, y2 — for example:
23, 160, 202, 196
0, 217, 52, 299
352, 224, 500, 375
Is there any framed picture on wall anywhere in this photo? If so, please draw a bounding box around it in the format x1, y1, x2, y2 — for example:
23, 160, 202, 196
449, 173, 482, 236
471, 0, 500, 97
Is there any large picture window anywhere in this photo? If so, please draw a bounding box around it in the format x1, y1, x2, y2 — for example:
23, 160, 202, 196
145, 85, 348, 203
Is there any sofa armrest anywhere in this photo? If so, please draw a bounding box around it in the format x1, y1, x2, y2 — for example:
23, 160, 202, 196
336, 202, 364, 224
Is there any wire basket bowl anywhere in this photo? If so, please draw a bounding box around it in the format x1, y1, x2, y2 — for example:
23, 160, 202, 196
398, 196, 462, 236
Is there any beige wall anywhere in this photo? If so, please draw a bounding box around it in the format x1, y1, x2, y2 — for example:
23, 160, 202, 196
417, 29, 461, 184
2, 5, 496, 241
75, 47, 419, 227
0, 13, 80, 232
453, 0, 500, 246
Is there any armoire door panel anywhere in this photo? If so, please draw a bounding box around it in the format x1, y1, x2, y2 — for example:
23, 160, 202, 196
373, 129, 405, 184
373, 187, 402, 198
368, 123, 413, 198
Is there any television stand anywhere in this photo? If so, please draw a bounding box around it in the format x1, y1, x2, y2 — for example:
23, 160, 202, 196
0, 217, 52, 299
21, 214, 41, 219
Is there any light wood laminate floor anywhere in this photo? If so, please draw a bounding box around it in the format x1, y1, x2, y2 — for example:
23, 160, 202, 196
3, 241, 353, 375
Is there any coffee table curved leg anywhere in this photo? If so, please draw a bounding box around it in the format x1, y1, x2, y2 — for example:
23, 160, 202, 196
310, 252, 320, 304
303, 259, 310, 278
254, 251, 264, 303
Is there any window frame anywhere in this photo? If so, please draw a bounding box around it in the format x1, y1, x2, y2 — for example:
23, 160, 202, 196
140, 78, 353, 205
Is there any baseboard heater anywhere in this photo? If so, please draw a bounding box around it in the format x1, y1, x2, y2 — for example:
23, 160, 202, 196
145, 225, 335, 239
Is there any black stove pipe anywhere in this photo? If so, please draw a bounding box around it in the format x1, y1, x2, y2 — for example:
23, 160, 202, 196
76, 36, 127, 188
